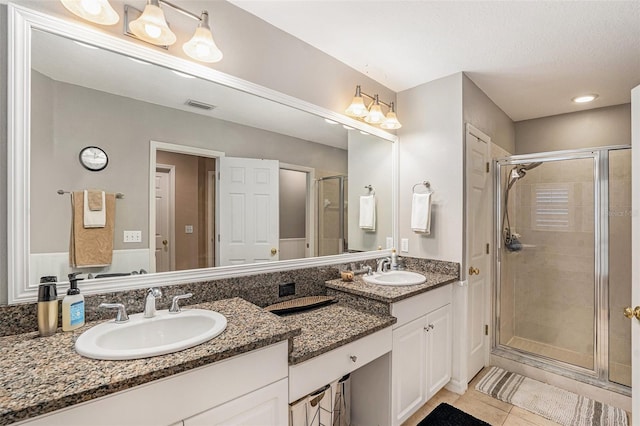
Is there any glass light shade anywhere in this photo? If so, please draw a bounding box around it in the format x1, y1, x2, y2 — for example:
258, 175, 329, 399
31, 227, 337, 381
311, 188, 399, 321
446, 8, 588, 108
381, 111, 402, 129
345, 96, 368, 117
129, 2, 177, 46
60, 0, 120, 25
183, 23, 223, 63
364, 103, 385, 124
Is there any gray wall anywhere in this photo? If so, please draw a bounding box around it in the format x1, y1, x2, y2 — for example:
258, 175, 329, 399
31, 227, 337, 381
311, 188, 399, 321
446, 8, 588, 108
515, 104, 631, 154
0, 5, 6, 304
463, 74, 516, 153
30, 73, 347, 253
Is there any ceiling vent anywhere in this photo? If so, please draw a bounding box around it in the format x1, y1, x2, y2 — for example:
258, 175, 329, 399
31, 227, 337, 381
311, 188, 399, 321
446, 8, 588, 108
185, 99, 216, 111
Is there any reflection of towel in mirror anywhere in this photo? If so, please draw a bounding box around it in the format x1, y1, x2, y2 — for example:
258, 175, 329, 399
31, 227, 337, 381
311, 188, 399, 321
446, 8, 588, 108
84, 190, 105, 228
359, 195, 376, 231
70, 191, 115, 267
411, 192, 432, 234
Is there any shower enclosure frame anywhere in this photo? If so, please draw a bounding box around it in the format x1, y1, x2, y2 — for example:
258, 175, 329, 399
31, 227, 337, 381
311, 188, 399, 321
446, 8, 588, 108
492, 144, 631, 395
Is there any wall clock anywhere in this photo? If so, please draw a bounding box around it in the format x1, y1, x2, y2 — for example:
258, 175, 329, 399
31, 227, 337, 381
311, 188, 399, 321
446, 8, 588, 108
79, 146, 108, 171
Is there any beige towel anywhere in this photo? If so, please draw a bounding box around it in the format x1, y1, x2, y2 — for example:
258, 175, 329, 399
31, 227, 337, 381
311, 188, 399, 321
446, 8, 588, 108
87, 190, 103, 211
83, 190, 106, 228
70, 191, 115, 267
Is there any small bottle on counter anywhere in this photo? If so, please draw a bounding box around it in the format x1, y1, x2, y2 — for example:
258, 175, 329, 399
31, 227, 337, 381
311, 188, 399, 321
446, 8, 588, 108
37, 276, 58, 337
391, 249, 399, 270
62, 273, 85, 331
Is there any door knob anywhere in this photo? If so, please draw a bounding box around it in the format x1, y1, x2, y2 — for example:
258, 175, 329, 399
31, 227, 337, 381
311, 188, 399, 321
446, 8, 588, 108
162, 240, 168, 246
270, 248, 278, 255
623, 306, 640, 320
469, 266, 480, 275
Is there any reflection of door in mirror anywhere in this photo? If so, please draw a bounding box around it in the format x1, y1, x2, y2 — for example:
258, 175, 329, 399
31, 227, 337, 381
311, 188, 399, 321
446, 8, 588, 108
155, 150, 216, 271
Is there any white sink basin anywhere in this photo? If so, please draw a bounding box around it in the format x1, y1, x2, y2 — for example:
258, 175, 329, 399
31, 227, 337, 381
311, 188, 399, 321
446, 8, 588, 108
363, 271, 427, 286
75, 309, 227, 360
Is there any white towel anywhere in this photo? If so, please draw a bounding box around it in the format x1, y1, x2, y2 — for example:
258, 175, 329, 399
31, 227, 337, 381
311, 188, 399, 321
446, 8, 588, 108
359, 195, 376, 231
83, 190, 106, 228
411, 192, 432, 234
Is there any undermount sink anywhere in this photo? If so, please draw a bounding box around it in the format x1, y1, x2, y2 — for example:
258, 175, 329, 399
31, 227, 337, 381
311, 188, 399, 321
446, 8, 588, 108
363, 270, 427, 286
75, 309, 227, 360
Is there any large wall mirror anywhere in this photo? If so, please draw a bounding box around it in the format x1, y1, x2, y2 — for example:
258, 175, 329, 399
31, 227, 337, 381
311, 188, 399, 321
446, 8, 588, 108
7, 5, 398, 304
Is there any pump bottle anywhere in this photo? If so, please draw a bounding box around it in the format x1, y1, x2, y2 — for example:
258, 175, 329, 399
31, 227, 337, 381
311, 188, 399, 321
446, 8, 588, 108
62, 273, 85, 331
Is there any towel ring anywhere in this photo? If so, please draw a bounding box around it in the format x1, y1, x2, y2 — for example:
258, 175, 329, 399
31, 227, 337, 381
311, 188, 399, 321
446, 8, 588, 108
364, 185, 375, 196
412, 181, 432, 194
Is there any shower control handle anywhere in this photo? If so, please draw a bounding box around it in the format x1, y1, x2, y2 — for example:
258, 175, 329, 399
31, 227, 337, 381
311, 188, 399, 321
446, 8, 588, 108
469, 266, 480, 276
623, 306, 640, 320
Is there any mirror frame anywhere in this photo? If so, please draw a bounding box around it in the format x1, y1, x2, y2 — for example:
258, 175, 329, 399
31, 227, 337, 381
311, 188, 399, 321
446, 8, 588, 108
7, 4, 398, 304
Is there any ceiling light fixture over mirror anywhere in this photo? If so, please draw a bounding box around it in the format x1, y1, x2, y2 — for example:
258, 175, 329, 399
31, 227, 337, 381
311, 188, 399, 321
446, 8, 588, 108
125, 0, 223, 63
345, 85, 402, 130
60, 0, 119, 25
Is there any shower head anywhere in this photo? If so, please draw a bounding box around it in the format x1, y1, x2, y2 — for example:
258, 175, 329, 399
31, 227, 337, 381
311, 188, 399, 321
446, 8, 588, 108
510, 162, 543, 181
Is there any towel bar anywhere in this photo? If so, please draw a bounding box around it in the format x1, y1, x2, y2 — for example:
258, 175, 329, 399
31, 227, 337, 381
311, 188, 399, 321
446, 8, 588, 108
57, 189, 124, 199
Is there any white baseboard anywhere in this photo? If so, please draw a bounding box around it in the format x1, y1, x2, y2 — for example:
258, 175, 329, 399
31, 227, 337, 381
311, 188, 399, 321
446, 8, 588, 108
445, 378, 468, 395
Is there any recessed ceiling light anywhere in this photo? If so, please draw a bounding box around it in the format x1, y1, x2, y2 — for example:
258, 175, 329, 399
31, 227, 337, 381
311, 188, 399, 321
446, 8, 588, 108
172, 70, 196, 79
343, 125, 354, 130
324, 118, 338, 125
572, 94, 599, 103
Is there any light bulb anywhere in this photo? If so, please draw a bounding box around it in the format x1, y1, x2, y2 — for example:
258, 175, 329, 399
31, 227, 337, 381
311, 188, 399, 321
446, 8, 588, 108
128, 0, 176, 46
364, 103, 385, 124
183, 12, 223, 63
60, 0, 119, 25
381, 111, 402, 130
144, 23, 162, 39
80, 0, 101, 15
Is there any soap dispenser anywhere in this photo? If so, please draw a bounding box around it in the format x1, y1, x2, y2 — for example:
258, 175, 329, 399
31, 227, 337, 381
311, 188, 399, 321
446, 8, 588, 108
391, 249, 399, 270
62, 273, 85, 331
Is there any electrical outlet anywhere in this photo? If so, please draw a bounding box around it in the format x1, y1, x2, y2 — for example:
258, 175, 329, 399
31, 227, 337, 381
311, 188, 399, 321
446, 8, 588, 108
401, 238, 409, 253
386, 237, 393, 249
123, 230, 142, 243
279, 282, 295, 297
185, 225, 194, 234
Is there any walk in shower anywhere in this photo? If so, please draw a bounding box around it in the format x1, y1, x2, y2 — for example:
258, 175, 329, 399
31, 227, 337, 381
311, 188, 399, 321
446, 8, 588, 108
317, 175, 348, 256
494, 145, 631, 392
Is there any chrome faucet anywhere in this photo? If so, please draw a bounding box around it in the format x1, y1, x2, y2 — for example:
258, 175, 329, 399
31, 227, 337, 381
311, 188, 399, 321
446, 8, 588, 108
377, 257, 392, 273
350, 263, 373, 276
144, 287, 162, 318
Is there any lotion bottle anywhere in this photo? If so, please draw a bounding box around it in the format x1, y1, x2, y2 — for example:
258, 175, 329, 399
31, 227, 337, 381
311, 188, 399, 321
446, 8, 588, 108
391, 249, 398, 270
62, 273, 85, 331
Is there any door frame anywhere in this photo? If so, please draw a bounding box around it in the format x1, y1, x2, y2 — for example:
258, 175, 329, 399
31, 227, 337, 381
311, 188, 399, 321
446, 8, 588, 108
149, 141, 225, 272
280, 163, 316, 258
630, 84, 638, 415
155, 164, 176, 272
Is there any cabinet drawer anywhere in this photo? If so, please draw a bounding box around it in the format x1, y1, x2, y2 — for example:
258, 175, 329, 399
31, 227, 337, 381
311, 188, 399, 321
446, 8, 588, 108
288, 327, 392, 402
391, 283, 453, 328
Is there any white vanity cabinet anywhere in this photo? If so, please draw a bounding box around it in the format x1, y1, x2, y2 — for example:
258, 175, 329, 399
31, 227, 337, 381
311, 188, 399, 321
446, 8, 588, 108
390, 284, 453, 426
18, 342, 288, 426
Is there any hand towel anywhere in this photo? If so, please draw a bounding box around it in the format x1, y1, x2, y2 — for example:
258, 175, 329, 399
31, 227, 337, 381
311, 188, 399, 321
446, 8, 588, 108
411, 192, 432, 234
83, 190, 106, 228
359, 195, 376, 231
70, 191, 115, 267
87, 189, 103, 211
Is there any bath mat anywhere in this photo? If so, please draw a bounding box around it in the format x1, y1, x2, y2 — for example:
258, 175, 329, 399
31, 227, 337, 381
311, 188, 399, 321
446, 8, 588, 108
417, 403, 490, 426
476, 366, 628, 426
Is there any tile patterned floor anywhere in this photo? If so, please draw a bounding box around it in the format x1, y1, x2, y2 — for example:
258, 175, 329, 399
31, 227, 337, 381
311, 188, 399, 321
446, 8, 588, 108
401, 368, 611, 426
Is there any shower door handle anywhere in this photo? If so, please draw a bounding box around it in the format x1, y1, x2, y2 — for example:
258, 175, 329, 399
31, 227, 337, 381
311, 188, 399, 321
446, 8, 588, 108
623, 306, 640, 320
469, 266, 480, 275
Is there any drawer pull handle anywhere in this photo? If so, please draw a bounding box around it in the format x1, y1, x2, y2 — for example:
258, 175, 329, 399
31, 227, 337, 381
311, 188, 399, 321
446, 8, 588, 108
350, 355, 357, 363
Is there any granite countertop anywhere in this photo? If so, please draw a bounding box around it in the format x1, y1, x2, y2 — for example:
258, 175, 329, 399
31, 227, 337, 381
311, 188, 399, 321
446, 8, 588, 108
325, 270, 458, 303
280, 303, 396, 365
0, 297, 300, 425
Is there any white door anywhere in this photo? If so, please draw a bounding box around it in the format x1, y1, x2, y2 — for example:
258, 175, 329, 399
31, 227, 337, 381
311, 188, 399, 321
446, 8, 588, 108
465, 124, 491, 380
630, 85, 639, 416
155, 168, 173, 272
219, 157, 279, 266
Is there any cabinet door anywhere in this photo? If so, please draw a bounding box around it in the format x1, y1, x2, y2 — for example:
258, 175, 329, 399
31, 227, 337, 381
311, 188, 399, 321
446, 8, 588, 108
391, 315, 427, 426
426, 304, 452, 398
183, 379, 288, 426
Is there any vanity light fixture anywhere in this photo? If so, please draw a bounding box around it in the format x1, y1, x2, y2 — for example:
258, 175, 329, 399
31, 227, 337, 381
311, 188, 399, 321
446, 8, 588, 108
125, 0, 223, 63
60, 0, 120, 25
572, 94, 599, 103
345, 85, 402, 130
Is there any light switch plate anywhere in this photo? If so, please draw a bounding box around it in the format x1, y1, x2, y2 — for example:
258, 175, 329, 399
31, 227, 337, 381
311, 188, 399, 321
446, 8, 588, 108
401, 238, 409, 253
123, 230, 142, 243
386, 237, 393, 249
185, 225, 194, 234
